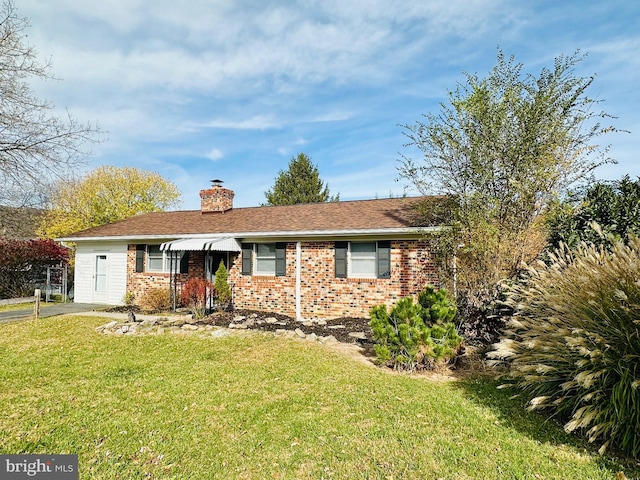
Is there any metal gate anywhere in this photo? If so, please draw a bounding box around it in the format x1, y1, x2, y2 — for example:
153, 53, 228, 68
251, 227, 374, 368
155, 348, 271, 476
45, 263, 69, 302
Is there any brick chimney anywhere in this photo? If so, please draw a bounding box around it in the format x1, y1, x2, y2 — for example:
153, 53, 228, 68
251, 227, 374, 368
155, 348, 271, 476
200, 179, 234, 213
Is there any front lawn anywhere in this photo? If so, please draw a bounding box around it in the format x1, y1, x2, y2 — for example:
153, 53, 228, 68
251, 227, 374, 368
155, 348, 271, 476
0, 316, 636, 479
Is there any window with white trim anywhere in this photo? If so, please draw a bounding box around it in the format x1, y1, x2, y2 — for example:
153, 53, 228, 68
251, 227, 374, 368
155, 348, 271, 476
335, 241, 391, 279
349, 242, 377, 278
146, 245, 183, 273
254, 243, 276, 275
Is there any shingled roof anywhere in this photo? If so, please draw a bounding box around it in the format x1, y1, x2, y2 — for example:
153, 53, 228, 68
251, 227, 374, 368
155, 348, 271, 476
60, 196, 453, 241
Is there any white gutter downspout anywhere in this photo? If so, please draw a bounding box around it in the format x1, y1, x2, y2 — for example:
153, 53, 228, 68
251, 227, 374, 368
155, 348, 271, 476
296, 241, 301, 321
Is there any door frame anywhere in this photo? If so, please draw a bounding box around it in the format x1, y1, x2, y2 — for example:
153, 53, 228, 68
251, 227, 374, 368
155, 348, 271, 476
92, 253, 109, 304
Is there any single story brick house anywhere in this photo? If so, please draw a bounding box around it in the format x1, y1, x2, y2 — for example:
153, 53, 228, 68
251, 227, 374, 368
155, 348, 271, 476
59, 181, 450, 319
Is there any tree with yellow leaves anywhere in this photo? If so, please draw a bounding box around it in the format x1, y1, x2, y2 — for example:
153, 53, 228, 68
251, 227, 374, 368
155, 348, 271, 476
40, 166, 182, 238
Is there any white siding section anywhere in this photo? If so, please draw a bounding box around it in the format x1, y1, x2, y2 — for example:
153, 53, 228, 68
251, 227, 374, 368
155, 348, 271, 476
73, 242, 128, 305
74, 244, 94, 304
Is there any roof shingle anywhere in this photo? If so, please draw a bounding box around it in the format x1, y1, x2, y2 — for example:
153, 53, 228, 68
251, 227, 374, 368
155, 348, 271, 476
61, 196, 452, 240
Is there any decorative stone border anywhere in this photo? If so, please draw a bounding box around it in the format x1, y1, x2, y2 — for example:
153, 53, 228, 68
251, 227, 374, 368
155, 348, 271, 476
95, 314, 343, 345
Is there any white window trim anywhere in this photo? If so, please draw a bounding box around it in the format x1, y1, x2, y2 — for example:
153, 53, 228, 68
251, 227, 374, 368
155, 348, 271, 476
146, 245, 182, 273
253, 243, 276, 276
348, 241, 378, 279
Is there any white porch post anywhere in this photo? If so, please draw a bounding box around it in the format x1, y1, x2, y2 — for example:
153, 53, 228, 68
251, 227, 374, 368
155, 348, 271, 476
296, 241, 301, 321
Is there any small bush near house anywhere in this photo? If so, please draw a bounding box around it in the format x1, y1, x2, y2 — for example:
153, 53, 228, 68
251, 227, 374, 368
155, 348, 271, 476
139, 287, 171, 312
489, 233, 640, 457
213, 261, 231, 311
180, 278, 214, 319
370, 286, 462, 371
122, 291, 135, 306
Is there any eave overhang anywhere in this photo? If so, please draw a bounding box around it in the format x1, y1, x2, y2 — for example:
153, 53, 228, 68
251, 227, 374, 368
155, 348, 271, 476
58, 226, 443, 243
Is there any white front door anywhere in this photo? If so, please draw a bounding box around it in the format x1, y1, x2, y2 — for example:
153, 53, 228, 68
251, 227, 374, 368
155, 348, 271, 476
93, 254, 109, 303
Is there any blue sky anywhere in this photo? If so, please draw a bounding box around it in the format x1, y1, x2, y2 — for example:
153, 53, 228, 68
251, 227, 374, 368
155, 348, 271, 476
22, 0, 640, 209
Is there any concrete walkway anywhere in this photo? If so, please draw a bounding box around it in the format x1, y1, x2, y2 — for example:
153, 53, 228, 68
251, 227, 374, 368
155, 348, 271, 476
0, 303, 112, 324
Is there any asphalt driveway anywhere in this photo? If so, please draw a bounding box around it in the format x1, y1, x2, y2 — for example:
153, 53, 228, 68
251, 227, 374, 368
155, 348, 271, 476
0, 303, 110, 324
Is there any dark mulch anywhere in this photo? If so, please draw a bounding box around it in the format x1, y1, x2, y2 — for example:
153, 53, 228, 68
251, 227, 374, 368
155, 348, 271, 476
107, 306, 373, 346
201, 309, 374, 346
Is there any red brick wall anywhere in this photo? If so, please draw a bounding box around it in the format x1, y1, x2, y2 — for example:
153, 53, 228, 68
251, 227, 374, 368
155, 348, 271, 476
229, 243, 297, 316
126, 246, 203, 303
126, 239, 440, 319
229, 239, 439, 319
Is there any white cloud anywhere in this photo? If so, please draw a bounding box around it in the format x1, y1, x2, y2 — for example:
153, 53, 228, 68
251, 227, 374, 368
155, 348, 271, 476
197, 116, 282, 130
206, 148, 224, 161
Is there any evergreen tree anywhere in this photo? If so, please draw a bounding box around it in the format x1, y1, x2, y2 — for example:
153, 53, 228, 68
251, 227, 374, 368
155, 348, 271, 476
264, 153, 338, 205
214, 260, 231, 310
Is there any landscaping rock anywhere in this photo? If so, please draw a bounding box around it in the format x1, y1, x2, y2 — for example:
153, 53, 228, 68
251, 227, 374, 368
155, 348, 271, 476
210, 329, 229, 338
97, 321, 119, 332
97, 308, 373, 346
319, 335, 338, 344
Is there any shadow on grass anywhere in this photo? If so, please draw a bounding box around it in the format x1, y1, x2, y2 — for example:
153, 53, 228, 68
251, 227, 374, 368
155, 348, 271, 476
452, 370, 640, 477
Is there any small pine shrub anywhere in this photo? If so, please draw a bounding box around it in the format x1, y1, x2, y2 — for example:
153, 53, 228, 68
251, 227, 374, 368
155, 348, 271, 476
370, 286, 463, 372
418, 284, 457, 323
489, 234, 640, 457
214, 261, 231, 310
181, 278, 214, 319
139, 287, 171, 312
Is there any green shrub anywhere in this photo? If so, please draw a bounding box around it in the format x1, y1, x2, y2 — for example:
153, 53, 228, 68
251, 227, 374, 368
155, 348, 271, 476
139, 287, 171, 312
214, 261, 231, 310
370, 286, 462, 372
418, 284, 457, 323
122, 291, 135, 306
489, 234, 640, 457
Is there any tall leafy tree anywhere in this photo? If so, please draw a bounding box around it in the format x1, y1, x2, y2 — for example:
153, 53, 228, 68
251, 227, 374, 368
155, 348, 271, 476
40, 166, 182, 238
398, 50, 618, 298
264, 153, 338, 205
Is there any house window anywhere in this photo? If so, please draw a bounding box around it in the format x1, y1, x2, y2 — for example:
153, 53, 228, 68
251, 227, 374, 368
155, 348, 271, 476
241, 243, 286, 276
146, 245, 183, 273
255, 243, 276, 275
349, 242, 377, 278
335, 241, 391, 279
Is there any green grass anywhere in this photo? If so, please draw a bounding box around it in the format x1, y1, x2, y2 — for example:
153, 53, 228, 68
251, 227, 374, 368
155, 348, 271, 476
0, 316, 637, 479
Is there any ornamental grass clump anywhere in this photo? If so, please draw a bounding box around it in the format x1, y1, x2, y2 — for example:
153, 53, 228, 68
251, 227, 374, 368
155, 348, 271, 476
489, 233, 640, 457
370, 286, 462, 372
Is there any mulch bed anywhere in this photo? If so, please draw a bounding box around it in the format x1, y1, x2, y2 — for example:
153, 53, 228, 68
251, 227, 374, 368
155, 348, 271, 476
108, 306, 373, 346
203, 309, 373, 346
